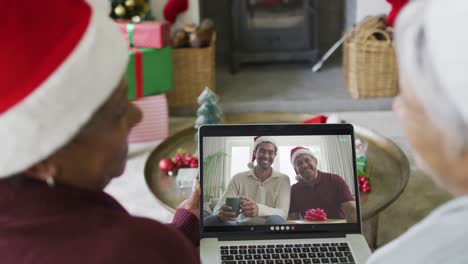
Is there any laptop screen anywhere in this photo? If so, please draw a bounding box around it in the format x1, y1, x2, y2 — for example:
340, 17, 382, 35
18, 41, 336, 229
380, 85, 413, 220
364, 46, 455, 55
199, 124, 361, 236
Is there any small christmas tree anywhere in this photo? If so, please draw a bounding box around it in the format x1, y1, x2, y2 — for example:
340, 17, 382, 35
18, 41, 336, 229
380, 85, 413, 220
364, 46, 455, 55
109, 0, 152, 22
194, 87, 223, 136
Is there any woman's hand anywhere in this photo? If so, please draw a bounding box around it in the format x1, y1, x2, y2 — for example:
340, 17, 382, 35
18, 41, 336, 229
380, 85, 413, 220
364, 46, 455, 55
178, 179, 201, 220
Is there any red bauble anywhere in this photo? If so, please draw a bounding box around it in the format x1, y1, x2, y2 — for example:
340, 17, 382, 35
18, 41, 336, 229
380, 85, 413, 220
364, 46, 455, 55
159, 158, 175, 174
183, 153, 192, 167
189, 159, 198, 168
175, 159, 185, 169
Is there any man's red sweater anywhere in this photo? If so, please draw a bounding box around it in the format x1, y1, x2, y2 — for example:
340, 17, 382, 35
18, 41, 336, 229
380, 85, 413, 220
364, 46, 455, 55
0, 176, 200, 264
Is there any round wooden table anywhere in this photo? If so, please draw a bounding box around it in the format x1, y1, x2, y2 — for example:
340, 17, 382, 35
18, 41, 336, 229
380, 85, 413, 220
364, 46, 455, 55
144, 113, 410, 249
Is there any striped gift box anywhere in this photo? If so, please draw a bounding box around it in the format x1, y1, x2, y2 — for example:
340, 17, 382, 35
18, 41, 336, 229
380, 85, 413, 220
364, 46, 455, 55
128, 94, 169, 143
116, 21, 171, 49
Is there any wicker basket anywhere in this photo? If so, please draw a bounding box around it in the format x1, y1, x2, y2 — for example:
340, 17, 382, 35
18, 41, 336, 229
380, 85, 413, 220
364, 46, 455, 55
343, 21, 398, 98
167, 33, 216, 107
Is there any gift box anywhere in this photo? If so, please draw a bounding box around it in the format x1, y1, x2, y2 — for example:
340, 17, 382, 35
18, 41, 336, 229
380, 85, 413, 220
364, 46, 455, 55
128, 94, 169, 142
116, 21, 171, 49
127, 46, 173, 100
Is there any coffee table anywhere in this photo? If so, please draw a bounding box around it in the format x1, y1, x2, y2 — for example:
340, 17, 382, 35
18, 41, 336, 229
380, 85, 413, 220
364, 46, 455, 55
144, 113, 410, 249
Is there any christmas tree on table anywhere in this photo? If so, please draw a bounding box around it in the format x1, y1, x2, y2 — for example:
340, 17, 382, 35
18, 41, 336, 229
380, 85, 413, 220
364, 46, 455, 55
194, 87, 223, 139
109, 0, 152, 21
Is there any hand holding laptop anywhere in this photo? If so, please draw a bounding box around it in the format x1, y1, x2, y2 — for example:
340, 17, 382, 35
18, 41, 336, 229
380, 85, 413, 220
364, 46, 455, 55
178, 179, 201, 220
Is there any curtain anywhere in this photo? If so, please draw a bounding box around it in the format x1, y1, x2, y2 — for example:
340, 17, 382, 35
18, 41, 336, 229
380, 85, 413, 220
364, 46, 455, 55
319, 136, 355, 196
202, 137, 227, 201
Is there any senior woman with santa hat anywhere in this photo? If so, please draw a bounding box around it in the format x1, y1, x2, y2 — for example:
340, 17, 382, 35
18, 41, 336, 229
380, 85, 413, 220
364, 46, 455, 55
367, 0, 468, 263
0, 0, 200, 263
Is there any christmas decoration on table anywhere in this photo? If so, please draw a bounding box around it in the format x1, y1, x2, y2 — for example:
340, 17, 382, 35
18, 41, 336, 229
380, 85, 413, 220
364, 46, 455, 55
194, 87, 223, 134
358, 175, 371, 193
126, 46, 173, 99
386, 0, 409, 27
356, 138, 371, 193
109, 0, 152, 22
163, 0, 188, 24
172, 18, 215, 48
159, 148, 198, 176
305, 208, 327, 221
115, 20, 171, 49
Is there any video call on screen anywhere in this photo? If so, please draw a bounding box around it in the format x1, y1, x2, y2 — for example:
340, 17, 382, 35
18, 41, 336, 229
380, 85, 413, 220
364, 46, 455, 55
202, 135, 358, 227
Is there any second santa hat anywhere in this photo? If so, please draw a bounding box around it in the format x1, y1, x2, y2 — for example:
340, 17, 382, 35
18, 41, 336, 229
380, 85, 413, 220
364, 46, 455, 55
290, 146, 316, 175
247, 136, 278, 169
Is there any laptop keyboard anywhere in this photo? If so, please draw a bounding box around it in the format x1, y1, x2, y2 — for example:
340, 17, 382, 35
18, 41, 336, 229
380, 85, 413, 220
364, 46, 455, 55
220, 242, 355, 264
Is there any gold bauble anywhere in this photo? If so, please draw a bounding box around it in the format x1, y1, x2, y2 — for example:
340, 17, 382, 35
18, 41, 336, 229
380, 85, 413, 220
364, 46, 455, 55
125, 0, 135, 8
114, 4, 126, 17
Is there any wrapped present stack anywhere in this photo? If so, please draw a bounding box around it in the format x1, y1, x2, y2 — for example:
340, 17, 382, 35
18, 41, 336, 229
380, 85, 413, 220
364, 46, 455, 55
115, 20, 173, 142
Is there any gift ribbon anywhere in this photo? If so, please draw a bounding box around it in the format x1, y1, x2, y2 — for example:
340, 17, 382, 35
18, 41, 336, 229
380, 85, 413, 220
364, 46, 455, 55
130, 47, 143, 98
127, 23, 135, 47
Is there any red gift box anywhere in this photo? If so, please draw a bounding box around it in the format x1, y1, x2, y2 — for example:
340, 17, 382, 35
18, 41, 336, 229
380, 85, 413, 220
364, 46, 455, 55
128, 94, 169, 142
116, 21, 171, 49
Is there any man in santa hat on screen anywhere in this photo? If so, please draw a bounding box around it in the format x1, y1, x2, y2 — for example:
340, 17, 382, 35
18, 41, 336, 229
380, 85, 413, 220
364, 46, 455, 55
204, 136, 291, 226
289, 147, 357, 223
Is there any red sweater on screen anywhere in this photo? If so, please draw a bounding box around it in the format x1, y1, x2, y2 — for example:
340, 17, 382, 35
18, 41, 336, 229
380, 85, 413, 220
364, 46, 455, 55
0, 176, 200, 264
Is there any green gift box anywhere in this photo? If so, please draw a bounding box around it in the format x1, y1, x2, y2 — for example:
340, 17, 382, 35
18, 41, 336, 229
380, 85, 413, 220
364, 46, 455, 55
127, 46, 173, 100
356, 156, 367, 176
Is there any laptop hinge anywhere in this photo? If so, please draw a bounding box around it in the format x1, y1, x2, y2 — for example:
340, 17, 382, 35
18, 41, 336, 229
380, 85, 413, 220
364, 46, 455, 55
218, 232, 346, 241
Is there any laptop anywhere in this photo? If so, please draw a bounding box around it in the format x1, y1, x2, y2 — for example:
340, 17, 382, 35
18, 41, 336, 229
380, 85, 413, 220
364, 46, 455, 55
199, 124, 371, 264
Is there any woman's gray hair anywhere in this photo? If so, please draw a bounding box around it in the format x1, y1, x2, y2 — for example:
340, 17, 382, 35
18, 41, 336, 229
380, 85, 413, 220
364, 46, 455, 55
394, 0, 468, 156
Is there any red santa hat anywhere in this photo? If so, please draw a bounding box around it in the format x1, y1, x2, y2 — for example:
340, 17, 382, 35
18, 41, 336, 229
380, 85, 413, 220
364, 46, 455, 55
247, 136, 278, 169
290, 146, 317, 177
0, 0, 128, 178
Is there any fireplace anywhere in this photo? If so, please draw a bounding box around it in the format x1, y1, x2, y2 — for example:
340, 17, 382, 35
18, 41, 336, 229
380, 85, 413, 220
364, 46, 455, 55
230, 0, 319, 72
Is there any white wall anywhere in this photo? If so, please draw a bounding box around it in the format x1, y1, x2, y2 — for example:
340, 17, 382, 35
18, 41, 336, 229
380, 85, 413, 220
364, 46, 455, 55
151, 0, 200, 24
356, 0, 391, 22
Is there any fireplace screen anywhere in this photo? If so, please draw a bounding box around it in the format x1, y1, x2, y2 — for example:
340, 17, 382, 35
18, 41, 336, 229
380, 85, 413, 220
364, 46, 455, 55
247, 0, 306, 29
230, 0, 319, 72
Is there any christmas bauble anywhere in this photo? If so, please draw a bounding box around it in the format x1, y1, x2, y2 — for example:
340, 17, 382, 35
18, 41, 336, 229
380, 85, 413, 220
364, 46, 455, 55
125, 0, 135, 8
114, 4, 126, 17
159, 158, 175, 174
190, 159, 198, 168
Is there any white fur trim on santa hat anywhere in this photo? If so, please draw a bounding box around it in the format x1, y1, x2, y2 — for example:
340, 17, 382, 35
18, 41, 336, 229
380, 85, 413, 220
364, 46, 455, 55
0, 1, 128, 177
246, 136, 278, 169
254, 136, 277, 150
291, 149, 316, 166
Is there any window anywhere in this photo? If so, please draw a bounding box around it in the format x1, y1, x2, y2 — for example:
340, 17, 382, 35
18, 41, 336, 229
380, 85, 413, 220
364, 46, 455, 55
230, 146, 250, 177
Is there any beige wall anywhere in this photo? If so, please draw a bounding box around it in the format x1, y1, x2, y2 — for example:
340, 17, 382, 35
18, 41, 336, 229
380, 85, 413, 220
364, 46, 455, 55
356, 0, 391, 22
